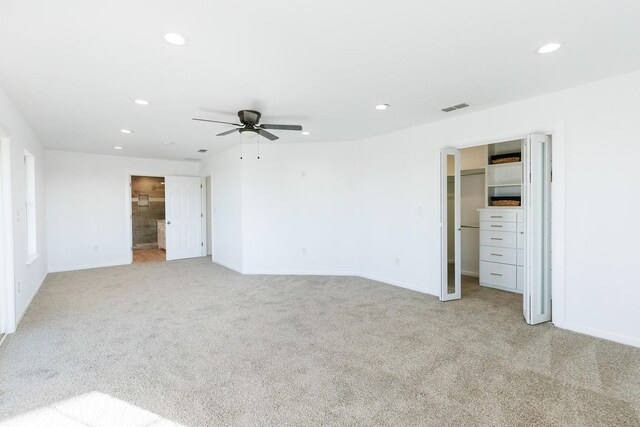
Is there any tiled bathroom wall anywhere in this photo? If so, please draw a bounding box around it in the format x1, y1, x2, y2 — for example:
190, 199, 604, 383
131, 176, 165, 249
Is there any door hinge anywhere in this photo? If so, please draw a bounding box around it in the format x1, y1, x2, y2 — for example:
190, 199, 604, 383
201, 213, 203, 218
200, 184, 203, 188
201, 242, 204, 247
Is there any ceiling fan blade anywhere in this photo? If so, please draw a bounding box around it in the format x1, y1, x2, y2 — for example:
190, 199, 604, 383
216, 128, 240, 137
257, 129, 279, 141
193, 118, 242, 126
260, 124, 303, 131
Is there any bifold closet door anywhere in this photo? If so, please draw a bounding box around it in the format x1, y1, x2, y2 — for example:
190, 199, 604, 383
440, 148, 461, 301
523, 134, 552, 324
165, 176, 203, 261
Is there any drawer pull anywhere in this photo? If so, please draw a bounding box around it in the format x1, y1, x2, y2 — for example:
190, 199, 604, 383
490, 273, 503, 276
490, 225, 503, 228
490, 253, 503, 257
490, 216, 503, 218
490, 238, 503, 241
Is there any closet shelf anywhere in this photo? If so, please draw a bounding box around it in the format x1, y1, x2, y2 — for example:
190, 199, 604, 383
487, 183, 522, 188
487, 161, 522, 168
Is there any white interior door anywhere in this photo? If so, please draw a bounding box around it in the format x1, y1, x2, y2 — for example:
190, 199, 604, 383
165, 176, 203, 261
441, 148, 461, 301
523, 134, 552, 324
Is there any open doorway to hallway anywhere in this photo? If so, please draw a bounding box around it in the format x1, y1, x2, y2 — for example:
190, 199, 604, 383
131, 176, 166, 263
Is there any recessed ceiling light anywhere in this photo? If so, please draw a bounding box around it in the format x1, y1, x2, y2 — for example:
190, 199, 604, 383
538, 43, 562, 54
113, 146, 123, 150
134, 99, 149, 106
120, 129, 133, 134
301, 131, 311, 135
164, 33, 187, 46
375, 104, 390, 110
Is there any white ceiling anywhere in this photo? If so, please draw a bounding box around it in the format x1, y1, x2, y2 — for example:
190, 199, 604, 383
1, 0, 639, 160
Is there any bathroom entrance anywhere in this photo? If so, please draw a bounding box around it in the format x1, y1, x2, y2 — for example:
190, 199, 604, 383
131, 176, 166, 263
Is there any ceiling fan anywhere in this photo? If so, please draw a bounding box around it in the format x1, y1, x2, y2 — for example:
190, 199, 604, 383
192, 110, 302, 141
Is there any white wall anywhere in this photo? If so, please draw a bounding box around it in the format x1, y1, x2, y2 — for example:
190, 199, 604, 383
204, 71, 640, 347
46, 151, 199, 272
240, 142, 357, 274
200, 141, 357, 275
200, 146, 243, 272
354, 70, 640, 346
0, 85, 48, 331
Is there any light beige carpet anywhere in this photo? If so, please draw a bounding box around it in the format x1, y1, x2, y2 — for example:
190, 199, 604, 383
0, 258, 638, 426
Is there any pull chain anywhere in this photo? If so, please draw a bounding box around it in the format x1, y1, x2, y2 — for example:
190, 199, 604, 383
240, 132, 243, 160
257, 133, 261, 159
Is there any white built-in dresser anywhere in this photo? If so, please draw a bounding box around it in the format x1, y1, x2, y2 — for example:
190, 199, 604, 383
477, 138, 525, 294
478, 209, 524, 293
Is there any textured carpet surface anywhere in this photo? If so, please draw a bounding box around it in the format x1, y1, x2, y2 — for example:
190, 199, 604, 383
0, 257, 639, 426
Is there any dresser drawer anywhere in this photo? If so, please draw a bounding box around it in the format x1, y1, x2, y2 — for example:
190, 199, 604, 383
479, 210, 517, 222
480, 261, 517, 289
480, 221, 516, 232
480, 246, 516, 264
480, 230, 517, 248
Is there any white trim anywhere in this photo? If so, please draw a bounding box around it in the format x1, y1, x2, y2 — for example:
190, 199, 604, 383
0, 135, 16, 334
358, 273, 432, 295
242, 270, 360, 276
15, 271, 47, 328
441, 120, 566, 326
554, 321, 640, 349
25, 253, 39, 265
211, 259, 243, 274
49, 261, 130, 273
200, 177, 207, 257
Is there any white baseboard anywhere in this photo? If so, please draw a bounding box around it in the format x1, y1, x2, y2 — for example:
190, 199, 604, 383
356, 273, 437, 297
0, 333, 6, 347
15, 271, 48, 331
241, 270, 358, 276
48, 261, 129, 273
553, 321, 640, 348
462, 270, 479, 278
211, 259, 243, 274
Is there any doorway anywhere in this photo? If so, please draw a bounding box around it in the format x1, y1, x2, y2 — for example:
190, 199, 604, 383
131, 176, 166, 263
0, 135, 15, 336
441, 134, 553, 325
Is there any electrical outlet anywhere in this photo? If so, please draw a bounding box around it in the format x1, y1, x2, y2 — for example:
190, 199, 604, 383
93, 245, 99, 251
301, 170, 306, 178
417, 206, 423, 216
394, 257, 400, 266
17, 282, 21, 293
301, 247, 307, 255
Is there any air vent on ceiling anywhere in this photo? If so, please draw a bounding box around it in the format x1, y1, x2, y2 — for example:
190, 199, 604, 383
442, 103, 470, 113
198, 149, 208, 153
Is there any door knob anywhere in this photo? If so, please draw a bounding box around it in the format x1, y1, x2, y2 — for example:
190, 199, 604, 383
167, 221, 171, 225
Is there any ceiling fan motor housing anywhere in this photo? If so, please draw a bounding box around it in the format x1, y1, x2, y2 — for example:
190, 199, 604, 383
238, 110, 261, 125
